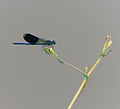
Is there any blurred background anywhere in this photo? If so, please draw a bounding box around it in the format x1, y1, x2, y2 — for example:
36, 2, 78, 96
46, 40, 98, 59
0, 0, 119, 109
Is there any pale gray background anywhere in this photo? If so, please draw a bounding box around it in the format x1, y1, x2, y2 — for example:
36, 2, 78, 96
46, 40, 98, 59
0, 0, 119, 109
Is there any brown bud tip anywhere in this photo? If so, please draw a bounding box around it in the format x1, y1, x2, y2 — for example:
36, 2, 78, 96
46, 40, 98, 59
105, 35, 109, 43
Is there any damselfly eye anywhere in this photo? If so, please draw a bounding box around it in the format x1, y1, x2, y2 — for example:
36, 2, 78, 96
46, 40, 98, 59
52, 40, 56, 45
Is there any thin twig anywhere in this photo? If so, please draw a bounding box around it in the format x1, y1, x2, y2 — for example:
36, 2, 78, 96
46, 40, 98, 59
67, 57, 102, 109
63, 61, 85, 75
46, 35, 112, 109
50, 48, 85, 75
67, 35, 112, 109
67, 78, 88, 109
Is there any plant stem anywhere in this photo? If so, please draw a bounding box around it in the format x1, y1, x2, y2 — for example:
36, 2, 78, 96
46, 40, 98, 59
67, 79, 88, 109
63, 61, 85, 75
88, 57, 102, 77
48, 39, 111, 109
67, 57, 102, 109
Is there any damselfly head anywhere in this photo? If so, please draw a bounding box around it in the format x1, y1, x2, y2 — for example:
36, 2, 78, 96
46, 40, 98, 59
52, 40, 56, 45
46, 40, 56, 45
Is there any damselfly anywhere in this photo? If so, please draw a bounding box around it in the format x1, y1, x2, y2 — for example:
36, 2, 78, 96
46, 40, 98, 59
13, 33, 56, 47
